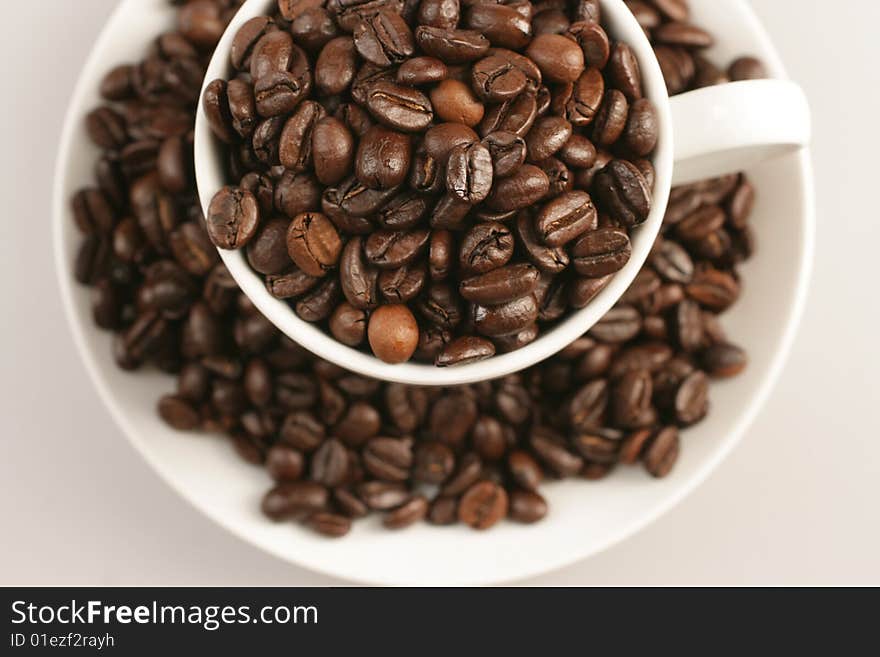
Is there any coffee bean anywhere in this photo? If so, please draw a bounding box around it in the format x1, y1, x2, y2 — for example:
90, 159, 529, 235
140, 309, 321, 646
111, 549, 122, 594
430, 79, 484, 127
430, 392, 478, 447
458, 481, 508, 529
459, 221, 515, 274
262, 481, 329, 520
397, 56, 448, 86
357, 481, 410, 510
315, 37, 357, 96
436, 336, 496, 367
590, 305, 642, 343
415, 26, 490, 64
366, 80, 434, 132
536, 190, 597, 246
701, 342, 747, 378
368, 304, 420, 363
594, 159, 652, 227
481, 131, 526, 178
571, 227, 632, 277
307, 512, 353, 537
526, 33, 584, 83
643, 426, 679, 477
485, 164, 549, 212
446, 142, 493, 203
279, 101, 326, 172
286, 212, 342, 277
383, 494, 429, 528
356, 125, 412, 189
329, 302, 368, 346
472, 55, 527, 102
623, 98, 659, 156
509, 490, 548, 523
206, 187, 260, 249
465, 3, 531, 50
607, 41, 643, 101
728, 56, 768, 81
479, 90, 538, 137
353, 11, 415, 67
530, 426, 584, 476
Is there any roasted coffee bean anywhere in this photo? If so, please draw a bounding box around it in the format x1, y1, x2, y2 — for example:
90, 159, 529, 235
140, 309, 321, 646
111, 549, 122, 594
368, 304, 420, 363
206, 186, 260, 249
397, 59, 452, 90
378, 261, 427, 303
415, 26, 490, 63
700, 342, 747, 378
366, 81, 434, 132
569, 275, 611, 308
286, 212, 342, 277
436, 336, 496, 367
569, 20, 610, 68
459, 221, 514, 274
507, 450, 543, 491
509, 490, 548, 523
526, 116, 572, 162
296, 276, 341, 321
590, 305, 642, 342
307, 512, 352, 537
364, 227, 430, 270
592, 89, 629, 146
428, 229, 454, 281
266, 445, 305, 482
474, 295, 538, 337
623, 98, 659, 156
607, 41, 643, 101
536, 190, 597, 246
353, 11, 414, 66
363, 437, 413, 482
429, 79, 484, 127
460, 263, 539, 305
266, 267, 320, 299
356, 125, 412, 190
254, 68, 311, 118
675, 370, 709, 425
279, 101, 326, 172
427, 496, 458, 524
446, 142, 493, 203
311, 117, 355, 186
357, 481, 410, 510
515, 211, 569, 273
643, 426, 679, 478
458, 481, 508, 529
530, 427, 583, 476
315, 37, 357, 96
465, 3, 530, 50
481, 131, 526, 178
417, 0, 460, 29
262, 481, 329, 520
383, 495, 429, 528
339, 237, 380, 310
612, 369, 656, 429
417, 282, 463, 329
485, 164, 549, 212
594, 159, 652, 227
479, 90, 537, 138
430, 392, 478, 447
686, 266, 740, 311
526, 33, 584, 83
72, 188, 116, 235
471, 55, 527, 103
571, 227, 632, 277
246, 217, 293, 275
329, 302, 368, 346
728, 56, 768, 81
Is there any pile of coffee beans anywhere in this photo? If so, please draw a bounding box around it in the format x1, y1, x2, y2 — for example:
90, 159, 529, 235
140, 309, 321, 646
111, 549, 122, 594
202, 0, 666, 365
71, 0, 759, 537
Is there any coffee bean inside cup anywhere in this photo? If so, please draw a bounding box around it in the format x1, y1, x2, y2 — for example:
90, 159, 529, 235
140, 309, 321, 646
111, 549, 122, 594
203, 0, 665, 365
71, 0, 762, 538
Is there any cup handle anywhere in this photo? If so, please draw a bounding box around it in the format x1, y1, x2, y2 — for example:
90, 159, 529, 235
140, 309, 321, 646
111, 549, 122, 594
670, 79, 811, 186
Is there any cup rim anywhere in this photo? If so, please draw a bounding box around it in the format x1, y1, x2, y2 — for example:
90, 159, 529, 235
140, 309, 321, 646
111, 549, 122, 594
194, 0, 675, 386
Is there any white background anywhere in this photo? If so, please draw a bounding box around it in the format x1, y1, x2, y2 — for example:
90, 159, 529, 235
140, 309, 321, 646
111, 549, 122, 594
1, 0, 878, 585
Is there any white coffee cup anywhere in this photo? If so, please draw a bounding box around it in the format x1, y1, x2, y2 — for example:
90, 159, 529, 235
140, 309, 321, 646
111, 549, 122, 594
195, 0, 810, 386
